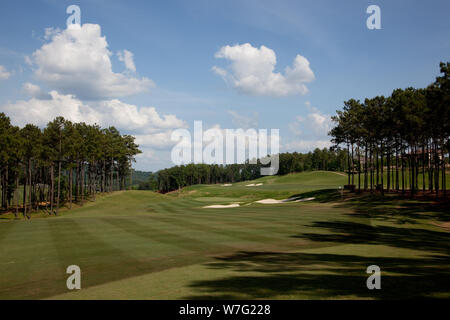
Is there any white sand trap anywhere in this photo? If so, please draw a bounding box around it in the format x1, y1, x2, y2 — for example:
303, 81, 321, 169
222, 184, 232, 187
203, 203, 240, 209
246, 183, 263, 187
293, 197, 315, 202
255, 183, 263, 186
255, 199, 285, 204
255, 197, 315, 204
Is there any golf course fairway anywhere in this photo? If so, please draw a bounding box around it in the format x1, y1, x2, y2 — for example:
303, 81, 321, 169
0, 172, 449, 299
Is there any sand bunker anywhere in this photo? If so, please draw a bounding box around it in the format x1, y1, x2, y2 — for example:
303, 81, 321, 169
255, 199, 284, 204
255, 197, 315, 204
294, 197, 315, 202
222, 184, 232, 187
203, 203, 240, 208
245, 183, 263, 187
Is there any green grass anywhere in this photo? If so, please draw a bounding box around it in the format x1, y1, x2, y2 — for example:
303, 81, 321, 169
0, 171, 448, 299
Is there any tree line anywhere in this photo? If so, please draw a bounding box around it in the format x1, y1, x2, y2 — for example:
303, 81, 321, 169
329, 62, 449, 196
0, 115, 141, 218
151, 148, 348, 193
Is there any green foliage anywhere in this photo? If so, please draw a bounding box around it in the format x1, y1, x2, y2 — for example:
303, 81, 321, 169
329, 62, 449, 195
0, 115, 141, 213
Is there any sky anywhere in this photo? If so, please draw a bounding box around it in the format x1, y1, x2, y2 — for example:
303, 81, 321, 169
0, 0, 449, 171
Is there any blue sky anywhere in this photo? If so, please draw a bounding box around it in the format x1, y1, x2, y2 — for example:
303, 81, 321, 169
0, 0, 449, 171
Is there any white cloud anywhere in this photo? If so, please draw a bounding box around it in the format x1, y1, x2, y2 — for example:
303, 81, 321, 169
24, 56, 32, 66
95, 99, 186, 131
227, 110, 258, 128
213, 43, 314, 96
284, 140, 331, 152
1, 91, 101, 127
1, 91, 186, 134
1, 89, 186, 169
288, 102, 332, 137
22, 82, 51, 99
0, 65, 11, 79
30, 24, 153, 100
117, 49, 136, 73
134, 131, 175, 148
211, 66, 227, 78
285, 101, 332, 152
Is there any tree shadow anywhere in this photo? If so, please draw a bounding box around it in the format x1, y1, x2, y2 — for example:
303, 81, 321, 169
184, 193, 450, 300
336, 195, 450, 224
291, 189, 450, 225
184, 251, 450, 299
288, 189, 343, 203
293, 221, 450, 255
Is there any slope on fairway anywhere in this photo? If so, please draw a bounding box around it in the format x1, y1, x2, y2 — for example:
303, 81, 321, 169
0, 171, 449, 299
171, 171, 347, 206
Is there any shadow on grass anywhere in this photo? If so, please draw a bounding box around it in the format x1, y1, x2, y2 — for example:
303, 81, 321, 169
337, 194, 450, 225
292, 189, 450, 225
184, 251, 450, 299
289, 189, 343, 203
294, 221, 450, 255
184, 192, 450, 299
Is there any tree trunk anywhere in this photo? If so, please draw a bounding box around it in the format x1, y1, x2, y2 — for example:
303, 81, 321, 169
69, 167, 73, 210
14, 174, 18, 218
357, 144, 361, 191
56, 159, 61, 215
442, 145, 446, 197
395, 143, 399, 191
28, 159, 32, 213
23, 165, 27, 218
110, 157, 114, 192
347, 142, 350, 185
380, 143, 384, 195
50, 164, 54, 214
387, 147, 390, 192
351, 143, 354, 185
81, 163, 85, 202
364, 143, 368, 190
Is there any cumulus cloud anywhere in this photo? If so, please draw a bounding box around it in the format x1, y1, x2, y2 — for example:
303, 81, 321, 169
22, 82, 51, 99
0, 65, 11, 79
285, 101, 332, 152
30, 24, 153, 100
2, 91, 100, 127
1, 91, 185, 133
117, 49, 136, 73
288, 101, 332, 137
213, 43, 314, 96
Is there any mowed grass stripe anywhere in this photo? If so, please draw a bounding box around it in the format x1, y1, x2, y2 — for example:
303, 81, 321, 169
47, 217, 237, 300
146, 210, 315, 239
144, 214, 295, 245
148, 205, 320, 231
101, 217, 233, 254
0, 220, 17, 243
0, 220, 61, 299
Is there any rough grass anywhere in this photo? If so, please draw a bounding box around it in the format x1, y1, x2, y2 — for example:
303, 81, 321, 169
0, 171, 448, 300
